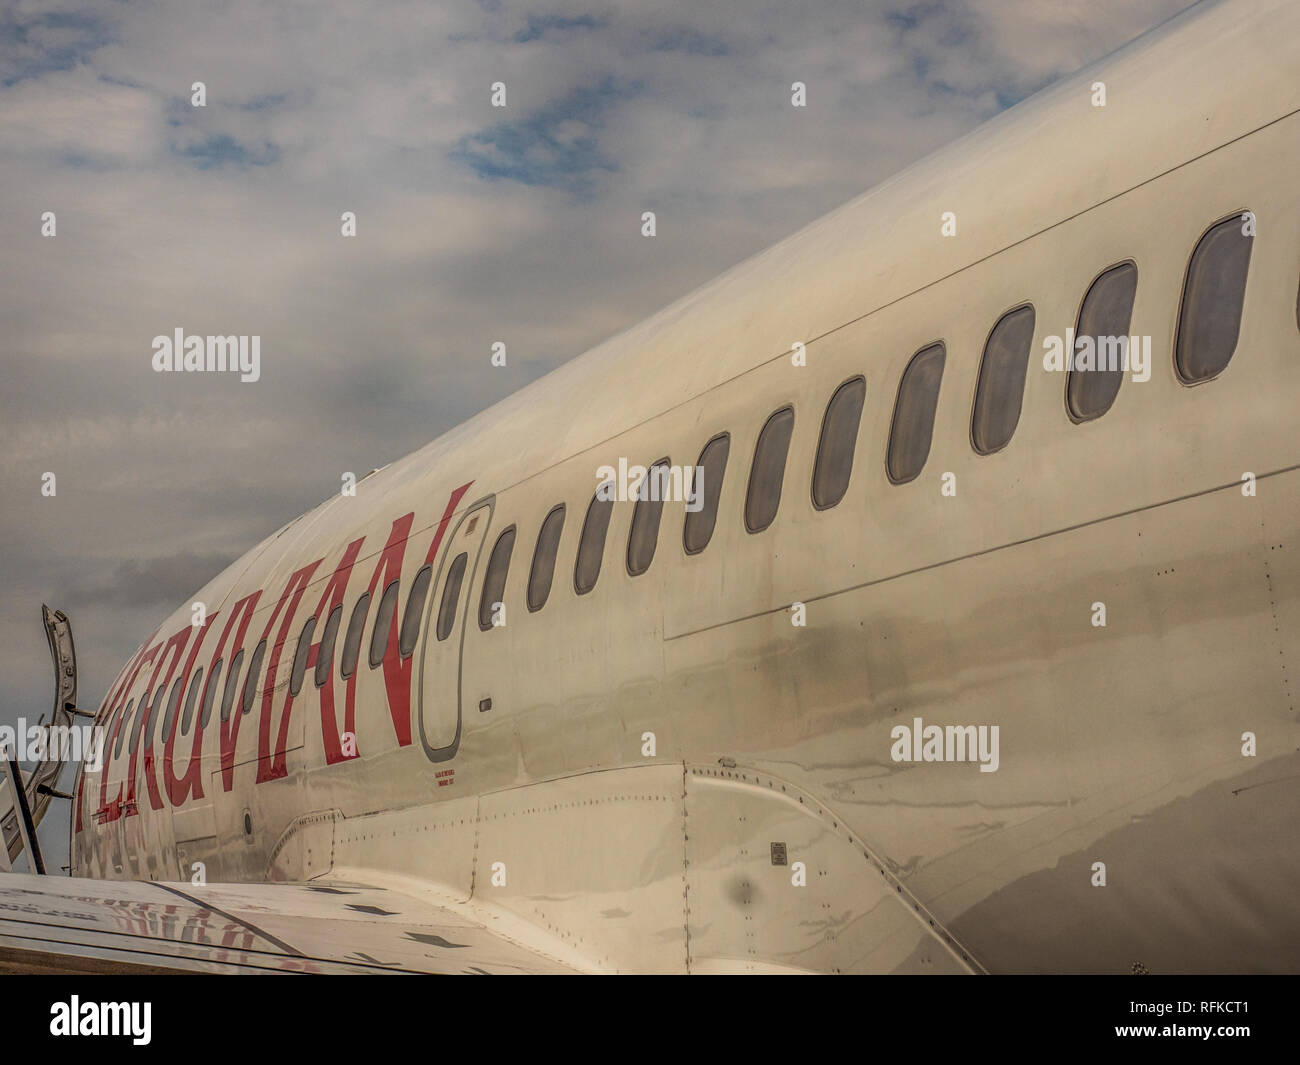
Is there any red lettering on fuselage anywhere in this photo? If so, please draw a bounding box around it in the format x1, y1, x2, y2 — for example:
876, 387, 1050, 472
313, 536, 365, 766
162, 611, 218, 806
126, 626, 195, 812
214, 592, 263, 791
95, 640, 161, 824
79, 480, 478, 859
82, 634, 158, 832
254, 560, 324, 783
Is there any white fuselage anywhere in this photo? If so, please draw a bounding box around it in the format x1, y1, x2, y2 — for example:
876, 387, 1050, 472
73, 0, 1300, 972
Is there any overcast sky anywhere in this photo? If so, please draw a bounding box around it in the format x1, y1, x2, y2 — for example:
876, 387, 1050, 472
1, 0, 1193, 867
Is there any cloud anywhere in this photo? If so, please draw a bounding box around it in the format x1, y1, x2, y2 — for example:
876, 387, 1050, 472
78, 552, 238, 609
513, 13, 607, 43
0, 0, 1193, 858
451, 76, 631, 193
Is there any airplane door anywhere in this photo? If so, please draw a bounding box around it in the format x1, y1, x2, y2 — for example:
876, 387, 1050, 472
417, 497, 493, 762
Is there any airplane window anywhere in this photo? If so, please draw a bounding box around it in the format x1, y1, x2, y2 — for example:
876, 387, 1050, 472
628, 460, 670, 577
528, 505, 565, 611
972, 305, 1036, 454
1175, 214, 1253, 383
129, 692, 148, 753
102, 700, 124, 760
888, 343, 945, 483
314, 605, 343, 688
812, 377, 866, 509
340, 593, 370, 679
200, 659, 223, 728
113, 698, 134, 758
221, 650, 244, 722
369, 580, 400, 669
437, 552, 468, 640
145, 684, 168, 749
290, 617, 316, 695
1069, 263, 1138, 421
575, 490, 614, 594
180, 667, 204, 736
684, 434, 729, 555
241, 640, 267, 715
479, 526, 516, 630
161, 676, 184, 743
745, 407, 795, 533
399, 565, 433, 658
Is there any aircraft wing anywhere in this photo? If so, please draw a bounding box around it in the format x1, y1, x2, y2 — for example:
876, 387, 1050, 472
0, 872, 579, 974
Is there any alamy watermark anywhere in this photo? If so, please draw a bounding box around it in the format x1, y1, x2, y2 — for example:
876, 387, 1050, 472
0, 718, 103, 772
50, 997, 151, 1045
151, 328, 260, 383
596, 458, 703, 510
1042, 330, 1151, 382
890, 716, 1000, 773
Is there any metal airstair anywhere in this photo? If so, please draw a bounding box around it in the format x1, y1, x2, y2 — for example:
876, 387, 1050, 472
0, 606, 85, 874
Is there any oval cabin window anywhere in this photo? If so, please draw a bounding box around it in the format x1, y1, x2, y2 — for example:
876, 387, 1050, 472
745, 407, 795, 533
684, 434, 729, 555
812, 377, 865, 510
972, 306, 1035, 455
1068, 262, 1138, 421
575, 492, 614, 594
1175, 214, 1253, 383
887, 343, 945, 484
528, 505, 566, 611
479, 527, 516, 629
627, 460, 670, 576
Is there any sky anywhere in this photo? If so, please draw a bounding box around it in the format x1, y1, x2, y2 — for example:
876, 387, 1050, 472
0, 0, 1194, 868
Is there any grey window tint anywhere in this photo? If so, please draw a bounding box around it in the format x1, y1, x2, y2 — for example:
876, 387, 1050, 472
129, 692, 148, 753
314, 605, 343, 688
684, 434, 729, 555
479, 527, 516, 630
290, 617, 315, 696
146, 685, 167, 749
369, 580, 400, 669
812, 377, 866, 509
528, 506, 565, 611
200, 659, 222, 728
437, 552, 468, 640
972, 306, 1035, 454
399, 565, 433, 657
161, 677, 184, 743
114, 699, 134, 758
627, 461, 669, 577
221, 650, 244, 722
575, 492, 614, 594
241, 640, 266, 715
1176, 216, 1253, 383
745, 407, 795, 533
180, 667, 204, 736
341, 593, 370, 679
888, 343, 945, 484
1069, 263, 1138, 421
